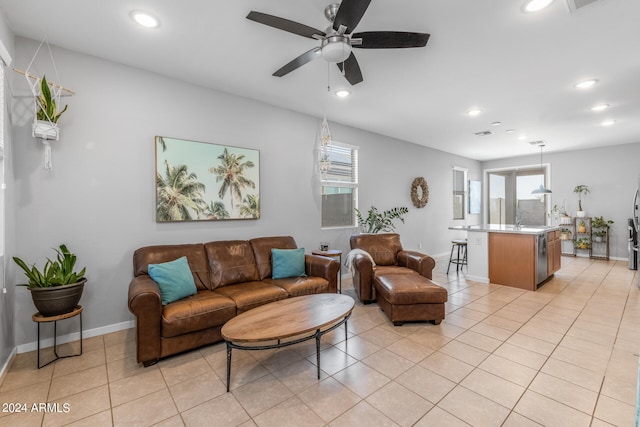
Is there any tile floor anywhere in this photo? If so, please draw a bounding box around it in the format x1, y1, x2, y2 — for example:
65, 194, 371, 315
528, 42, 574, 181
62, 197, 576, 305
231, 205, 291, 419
0, 255, 638, 426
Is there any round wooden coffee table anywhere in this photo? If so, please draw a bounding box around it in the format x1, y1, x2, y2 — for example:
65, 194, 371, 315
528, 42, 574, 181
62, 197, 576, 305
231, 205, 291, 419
221, 294, 354, 391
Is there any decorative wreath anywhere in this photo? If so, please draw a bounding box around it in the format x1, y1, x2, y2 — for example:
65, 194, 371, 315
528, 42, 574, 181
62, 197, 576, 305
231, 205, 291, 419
411, 177, 429, 208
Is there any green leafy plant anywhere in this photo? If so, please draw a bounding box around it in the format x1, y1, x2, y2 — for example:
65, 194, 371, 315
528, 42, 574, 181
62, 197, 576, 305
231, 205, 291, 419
355, 206, 409, 233
591, 216, 614, 229
574, 237, 590, 250
36, 75, 68, 124
593, 230, 607, 238
13, 244, 86, 288
573, 185, 590, 211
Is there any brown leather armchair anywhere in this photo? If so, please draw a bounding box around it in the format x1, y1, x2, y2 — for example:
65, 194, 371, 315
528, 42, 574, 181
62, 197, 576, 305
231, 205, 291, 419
349, 233, 436, 303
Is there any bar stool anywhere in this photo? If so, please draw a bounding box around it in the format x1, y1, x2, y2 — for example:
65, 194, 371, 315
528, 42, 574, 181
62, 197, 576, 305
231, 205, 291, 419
447, 239, 467, 274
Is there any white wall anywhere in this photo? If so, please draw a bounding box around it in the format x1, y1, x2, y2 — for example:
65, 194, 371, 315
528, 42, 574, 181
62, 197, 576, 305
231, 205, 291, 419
7, 36, 481, 349
482, 142, 640, 260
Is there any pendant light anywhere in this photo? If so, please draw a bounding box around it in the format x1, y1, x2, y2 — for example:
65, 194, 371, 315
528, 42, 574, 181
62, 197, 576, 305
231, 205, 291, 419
531, 144, 552, 194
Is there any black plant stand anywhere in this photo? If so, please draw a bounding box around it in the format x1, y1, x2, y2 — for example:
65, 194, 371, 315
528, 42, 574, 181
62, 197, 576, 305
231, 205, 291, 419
32, 306, 83, 368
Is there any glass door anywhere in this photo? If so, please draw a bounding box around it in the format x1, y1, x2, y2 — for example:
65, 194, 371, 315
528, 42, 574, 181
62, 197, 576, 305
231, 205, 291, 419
487, 168, 547, 226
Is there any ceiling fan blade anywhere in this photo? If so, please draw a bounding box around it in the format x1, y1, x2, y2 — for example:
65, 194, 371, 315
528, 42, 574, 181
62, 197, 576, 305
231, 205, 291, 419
337, 53, 363, 85
273, 47, 321, 77
352, 31, 430, 49
333, 0, 372, 34
247, 11, 325, 39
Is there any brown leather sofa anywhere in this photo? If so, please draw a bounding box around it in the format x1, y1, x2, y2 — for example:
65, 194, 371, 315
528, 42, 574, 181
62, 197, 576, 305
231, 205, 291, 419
349, 233, 447, 325
128, 236, 339, 366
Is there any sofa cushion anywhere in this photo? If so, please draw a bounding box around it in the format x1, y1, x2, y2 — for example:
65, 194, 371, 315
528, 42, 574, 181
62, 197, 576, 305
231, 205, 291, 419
205, 240, 260, 288
271, 248, 306, 279
148, 256, 198, 305
350, 233, 403, 266
134, 244, 210, 290
214, 281, 287, 313
265, 276, 330, 297
250, 236, 298, 280
161, 291, 236, 338
374, 266, 418, 277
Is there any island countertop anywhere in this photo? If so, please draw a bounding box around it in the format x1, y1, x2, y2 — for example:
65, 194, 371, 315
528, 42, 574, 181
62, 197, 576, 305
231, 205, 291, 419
449, 224, 560, 235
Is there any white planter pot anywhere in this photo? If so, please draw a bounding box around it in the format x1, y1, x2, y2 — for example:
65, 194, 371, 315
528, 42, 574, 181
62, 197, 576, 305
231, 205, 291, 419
576, 211, 586, 218
32, 120, 59, 141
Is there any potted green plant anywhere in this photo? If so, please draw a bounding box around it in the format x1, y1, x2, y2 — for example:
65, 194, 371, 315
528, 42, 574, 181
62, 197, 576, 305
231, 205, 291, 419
573, 185, 590, 217
355, 205, 409, 233
13, 244, 86, 316
578, 220, 587, 233
591, 216, 614, 229
593, 230, 607, 243
574, 237, 590, 250
560, 228, 572, 240
32, 75, 69, 140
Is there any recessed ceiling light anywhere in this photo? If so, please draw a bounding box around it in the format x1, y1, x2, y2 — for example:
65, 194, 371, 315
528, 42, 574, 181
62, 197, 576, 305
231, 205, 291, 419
467, 109, 482, 116
335, 89, 351, 98
601, 119, 616, 126
574, 79, 598, 89
130, 11, 160, 28
491, 121, 502, 126
517, 135, 528, 140
505, 129, 516, 133
591, 103, 610, 111
522, 0, 555, 13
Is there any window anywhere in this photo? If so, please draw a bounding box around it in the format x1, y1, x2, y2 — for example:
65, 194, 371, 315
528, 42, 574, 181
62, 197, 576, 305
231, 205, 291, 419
487, 167, 548, 225
453, 168, 467, 220
321, 141, 358, 228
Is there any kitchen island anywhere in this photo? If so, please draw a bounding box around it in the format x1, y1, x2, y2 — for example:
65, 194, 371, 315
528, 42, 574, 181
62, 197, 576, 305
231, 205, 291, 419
449, 224, 561, 291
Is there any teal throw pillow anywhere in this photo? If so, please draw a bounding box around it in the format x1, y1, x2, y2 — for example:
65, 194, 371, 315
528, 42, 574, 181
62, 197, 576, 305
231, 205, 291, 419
148, 256, 197, 305
272, 248, 306, 279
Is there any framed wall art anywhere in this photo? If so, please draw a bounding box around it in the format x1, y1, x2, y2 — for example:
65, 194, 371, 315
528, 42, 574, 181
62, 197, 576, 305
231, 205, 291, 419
155, 136, 260, 222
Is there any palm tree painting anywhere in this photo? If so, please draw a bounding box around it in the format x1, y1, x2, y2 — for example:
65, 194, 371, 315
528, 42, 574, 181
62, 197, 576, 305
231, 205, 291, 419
155, 136, 260, 222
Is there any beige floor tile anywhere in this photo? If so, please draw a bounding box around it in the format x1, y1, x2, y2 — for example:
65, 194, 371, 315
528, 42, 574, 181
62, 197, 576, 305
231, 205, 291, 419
64, 409, 112, 426
103, 328, 135, 348
514, 390, 592, 427
478, 354, 538, 388
334, 335, 382, 359
469, 321, 513, 341
43, 384, 111, 427
298, 377, 361, 423
517, 323, 565, 345
232, 374, 293, 417
107, 354, 159, 382
0, 361, 53, 393
0, 409, 44, 426
439, 385, 510, 426
153, 415, 186, 427
559, 335, 613, 360
460, 369, 525, 409
357, 326, 403, 347
396, 365, 456, 403
215, 353, 270, 391
493, 343, 548, 370
442, 313, 479, 329
600, 373, 637, 405
181, 392, 250, 426
52, 348, 106, 378
550, 345, 609, 375
112, 388, 178, 426
328, 400, 398, 427
593, 395, 636, 427
420, 351, 474, 383
439, 339, 490, 366
255, 347, 305, 373
271, 358, 329, 394
407, 329, 452, 350
160, 352, 214, 387
427, 321, 467, 339
482, 313, 524, 331
455, 330, 502, 352
385, 337, 434, 363
104, 339, 136, 363
109, 368, 167, 407
528, 372, 598, 415
361, 348, 414, 379
48, 364, 108, 401
502, 412, 544, 426
540, 357, 604, 392
305, 345, 358, 376
414, 406, 471, 426
333, 361, 391, 398
366, 381, 432, 426
0, 381, 49, 419
253, 396, 325, 427
506, 332, 557, 356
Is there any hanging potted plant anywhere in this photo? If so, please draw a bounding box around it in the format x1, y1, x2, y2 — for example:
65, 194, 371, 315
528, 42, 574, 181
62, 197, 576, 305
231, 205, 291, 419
32, 75, 68, 140
573, 185, 590, 218
13, 244, 86, 316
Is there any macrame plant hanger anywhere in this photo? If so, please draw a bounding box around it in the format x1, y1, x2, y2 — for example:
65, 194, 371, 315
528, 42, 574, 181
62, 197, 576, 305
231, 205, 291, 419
21, 37, 74, 170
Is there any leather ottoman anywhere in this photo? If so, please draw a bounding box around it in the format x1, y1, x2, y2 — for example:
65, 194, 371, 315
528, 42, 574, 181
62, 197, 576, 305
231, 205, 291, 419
374, 274, 448, 326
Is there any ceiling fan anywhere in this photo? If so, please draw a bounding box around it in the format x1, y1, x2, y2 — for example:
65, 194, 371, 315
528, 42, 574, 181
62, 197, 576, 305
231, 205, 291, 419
246, 0, 430, 85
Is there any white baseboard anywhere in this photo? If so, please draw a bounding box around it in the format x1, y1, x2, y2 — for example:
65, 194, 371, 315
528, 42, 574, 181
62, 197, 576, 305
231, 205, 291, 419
16, 320, 135, 354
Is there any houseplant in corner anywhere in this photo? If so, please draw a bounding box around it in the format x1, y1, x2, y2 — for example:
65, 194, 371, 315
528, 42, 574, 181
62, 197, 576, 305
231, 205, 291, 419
591, 216, 614, 243
32, 75, 69, 140
573, 185, 590, 218
13, 244, 86, 316
355, 205, 409, 233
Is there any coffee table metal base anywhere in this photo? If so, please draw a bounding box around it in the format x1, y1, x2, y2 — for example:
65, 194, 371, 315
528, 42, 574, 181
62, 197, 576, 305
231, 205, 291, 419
225, 313, 350, 392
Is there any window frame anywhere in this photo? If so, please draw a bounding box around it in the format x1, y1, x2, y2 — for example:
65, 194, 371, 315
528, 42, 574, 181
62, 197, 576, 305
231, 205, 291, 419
453, 167, 467, 220
321, 140, 359, 229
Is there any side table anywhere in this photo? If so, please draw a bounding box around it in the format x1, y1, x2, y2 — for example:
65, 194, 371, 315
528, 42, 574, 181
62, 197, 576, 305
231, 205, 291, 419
312, 249, 342, 293
32, 306, 83, 369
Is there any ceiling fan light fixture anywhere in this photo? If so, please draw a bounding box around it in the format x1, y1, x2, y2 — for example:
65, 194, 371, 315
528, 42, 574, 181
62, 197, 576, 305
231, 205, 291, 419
467, 109, 482, 117
523, 0, 555, 13
321, 36, 352, 63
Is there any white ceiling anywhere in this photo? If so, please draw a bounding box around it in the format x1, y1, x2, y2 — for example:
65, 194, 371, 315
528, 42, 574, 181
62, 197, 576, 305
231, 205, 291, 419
1, 0, 639, 160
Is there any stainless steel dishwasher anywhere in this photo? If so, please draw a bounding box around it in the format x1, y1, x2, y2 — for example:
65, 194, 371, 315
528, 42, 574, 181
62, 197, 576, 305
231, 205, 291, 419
536, 232, 548, 285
